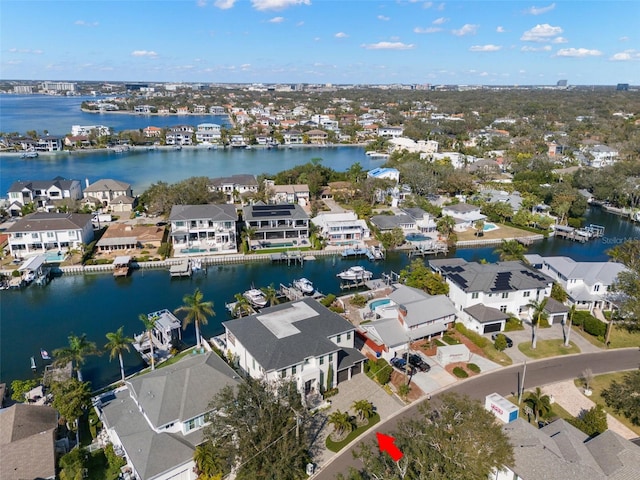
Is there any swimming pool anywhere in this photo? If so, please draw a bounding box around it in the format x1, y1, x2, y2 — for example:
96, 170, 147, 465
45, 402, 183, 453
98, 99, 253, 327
483, 222, 499, 232
405, 233, 433, 242
182, 247, 208, 254
44, 251, 66, 263
369, 298, 392, 311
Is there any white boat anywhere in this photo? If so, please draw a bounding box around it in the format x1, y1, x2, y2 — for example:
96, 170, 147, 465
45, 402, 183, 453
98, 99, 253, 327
336, 266, 373, 281
243, 288, 268, 308
21, 151, 39, 158
293, 278, 314, 295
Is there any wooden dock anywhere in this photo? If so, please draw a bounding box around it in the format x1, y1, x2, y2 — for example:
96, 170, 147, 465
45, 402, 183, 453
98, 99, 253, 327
408, 242, 449, 257
553, 224, 604, 243
270, 251, 304, 266
169, 259, 192, 277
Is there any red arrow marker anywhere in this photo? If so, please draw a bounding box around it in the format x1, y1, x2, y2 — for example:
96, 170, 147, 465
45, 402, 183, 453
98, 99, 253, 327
376, 432, 404, 461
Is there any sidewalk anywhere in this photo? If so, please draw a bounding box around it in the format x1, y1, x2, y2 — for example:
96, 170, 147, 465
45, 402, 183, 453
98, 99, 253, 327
542, 380, 638, 440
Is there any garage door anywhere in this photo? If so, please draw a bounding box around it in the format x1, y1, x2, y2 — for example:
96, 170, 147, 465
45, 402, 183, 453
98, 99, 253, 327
553, 314, 564, 324
351, 365, 361, 377
483, 323, 502, 334
337, 369, 349, 384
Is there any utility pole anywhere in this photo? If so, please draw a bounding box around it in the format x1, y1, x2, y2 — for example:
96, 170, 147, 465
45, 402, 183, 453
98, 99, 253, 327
518, 360, 527, 404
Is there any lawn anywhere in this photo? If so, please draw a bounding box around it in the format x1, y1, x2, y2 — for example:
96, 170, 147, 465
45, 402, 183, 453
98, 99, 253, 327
506, 394, 574, 424
482, 344, 513, 366
569, 324, 640, 349
455, 223, 539, 242
326, 413, 381, 452
518, 339, 580, 359
574, 372, 640, 437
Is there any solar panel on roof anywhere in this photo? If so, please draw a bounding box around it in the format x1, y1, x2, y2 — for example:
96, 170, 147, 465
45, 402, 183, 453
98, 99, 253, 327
449, 273, 468, 289
253, 204, 294, 211
252, 210, 292, 217
492, 271, 512, 291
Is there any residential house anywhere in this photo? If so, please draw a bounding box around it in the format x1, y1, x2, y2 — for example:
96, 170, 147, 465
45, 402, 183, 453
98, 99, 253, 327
195, 123, 221, 144
311, 211, 370, 247
83, 179, 136, 212
97, 352, 243, 480
429, 258, 554, 333
583, 144, 619, 168
441, 203, 487, 232
377, 126, 404, 138
242, 202, 310, 248
223, 298, 366, 399
165, 126, 193, 146
0, 404, 61, 480
5, 212, 94, 257
71, 125, 110, 136
64, 135, 91, 148
134, 105, 153, 114
359, 284, 456, 360
523, 255, 628, 313
544, 296, 570, 325
367, 167, 400, 183
209, 105, 225, 115
266, 182, 310, 206
306, 129, 329, 145
169, 204, 238, 256
497, 418, 640, 480
389, 137, 439, 155
143, 126, 162, 138
283, 130, 304, 145
33, 137, 64, 152
208, 174, 259, 203
319, 181, 356, 200
96, 224, 165, 253
369, 207, 436, 236
479, 189, 524, 213
7, 177, 83, 216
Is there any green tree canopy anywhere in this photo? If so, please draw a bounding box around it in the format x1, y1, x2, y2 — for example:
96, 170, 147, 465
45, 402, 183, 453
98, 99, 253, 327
340, 393, 514, 480
174, 288, 214, 348
607, 240, 640, 331
51, 378, 92, 427
494, 239, 528, 262
601, 369, 640, 426
202, 377, 311, 480
53, 333, 100, 381
569, 404, 608, 437
400, 259, 449, 295
10, 378, 39, 402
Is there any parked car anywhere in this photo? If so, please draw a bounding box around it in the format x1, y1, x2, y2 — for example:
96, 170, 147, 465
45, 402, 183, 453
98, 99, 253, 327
390, 357, 407, 371
491, 332, 514, 348
402, 352, 431, 372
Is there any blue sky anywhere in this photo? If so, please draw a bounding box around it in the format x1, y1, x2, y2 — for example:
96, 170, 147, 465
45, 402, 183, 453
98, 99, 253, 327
2, 1, 638, 85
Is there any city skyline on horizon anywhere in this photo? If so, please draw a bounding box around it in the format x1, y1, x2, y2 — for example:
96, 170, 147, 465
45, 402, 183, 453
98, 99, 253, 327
2, 1, 639, 86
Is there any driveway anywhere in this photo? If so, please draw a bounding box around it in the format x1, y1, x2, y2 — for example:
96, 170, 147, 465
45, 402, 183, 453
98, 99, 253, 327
322, 198, 346, 213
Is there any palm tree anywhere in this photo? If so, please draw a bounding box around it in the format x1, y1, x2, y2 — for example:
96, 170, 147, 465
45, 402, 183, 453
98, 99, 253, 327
527, 297, 549, 349
328, 410, 356, 437
352, 399, 374, 423
524, 387, 552, 423
174, 288, 214, 348
494, 239, 527, 261
104, 326, 133, 383
53, 333, 100, 381
474, 219, 485, 237
233, 293, 252, 317
139, 313, 158, 370
261, 284, 280, 306
241, 226, 257, 252
436, 215, 456, 238
564, 304, 576, 347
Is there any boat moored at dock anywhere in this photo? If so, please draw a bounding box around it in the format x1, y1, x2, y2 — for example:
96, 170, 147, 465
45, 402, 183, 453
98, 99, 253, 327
293, 278, 315, 295
243, 288, 268, 308
336, 265, 373, 281
132, 309, 182, 365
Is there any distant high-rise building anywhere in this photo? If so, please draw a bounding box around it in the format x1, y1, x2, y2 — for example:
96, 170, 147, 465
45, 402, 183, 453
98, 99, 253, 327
13, 85, 33, 94
556, 80, 568, 87
41, 81, 76, 92
617, 83, 629, 91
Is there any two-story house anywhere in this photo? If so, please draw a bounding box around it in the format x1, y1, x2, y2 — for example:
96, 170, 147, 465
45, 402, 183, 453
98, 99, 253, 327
34, 137, 64, 152
359, 284, 456, 360
266, 182, 310, 206
441, 203, 487, 232
82, 179, 136, 213
429, 258, 554, 334
97, 352, 242, 480
583, 144, 619, 168
5, 212, 94, 257
169, 204, 238, 256
306, 129, 328, 145
283, 130, 304, 145
242, 203, 310, 249
195, 123, 221, 144
222, 298, 366, 401
311, 211, 370, 247
524, 255, 628, 313
208, 174, 259, 203
369, 207, 437, 235
7, 177, 83, 216
165, 126, 194, 146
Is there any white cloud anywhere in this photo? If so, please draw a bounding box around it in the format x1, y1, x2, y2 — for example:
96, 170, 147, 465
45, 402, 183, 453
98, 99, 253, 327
496, 26, 505, 33
414, 27, 441, 34
452, 24, 478, 36
251, 0, 311, 11
433, 17, 447, 25
377, 15, 390, 21
520, 23, 563, 42
214, 0, 236, 9
131, 50, 158, 57
5, 60, 22, 65
469, 44, 502, 52
610, 49, 640, 61
556, 48, 602, 57
552, 37, 568, 44
525, 3, 556, 15
197, 0, 207, 7
75, 20, 99, 27
619, 36, 629, 41
268, 16, 285, 23
335, 32, 348, 38
7, 48, 43, 54
361, 41, 415, 50
521, 45, 552, 52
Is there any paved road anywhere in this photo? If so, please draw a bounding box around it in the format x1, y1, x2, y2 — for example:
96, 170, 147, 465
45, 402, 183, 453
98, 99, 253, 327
313, 348, 640, 480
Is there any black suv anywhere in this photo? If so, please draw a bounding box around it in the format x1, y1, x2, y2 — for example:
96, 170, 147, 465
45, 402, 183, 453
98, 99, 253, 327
491, 332, 514, 348
401, 352, 431, 372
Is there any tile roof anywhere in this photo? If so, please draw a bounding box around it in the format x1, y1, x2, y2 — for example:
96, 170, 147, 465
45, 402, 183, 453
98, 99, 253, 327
4, 212, 93, 232
84, 178, 131, 192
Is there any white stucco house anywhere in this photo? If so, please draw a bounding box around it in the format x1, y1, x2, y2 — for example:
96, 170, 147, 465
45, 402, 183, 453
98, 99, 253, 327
6, 177, 83, 216
311, 211, 370, 246
441, 203, 487, 232
429, 258, 554, 334
169, 204, 238, 256
222, 298, 366, 402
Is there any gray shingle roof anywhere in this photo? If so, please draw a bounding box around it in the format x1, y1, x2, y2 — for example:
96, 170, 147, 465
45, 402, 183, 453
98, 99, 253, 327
84, 178, 131, 192
169, 203, 238, 222
388, 285, 456, 327
208, 174, 258, 187
223, 298, 354, 372
7, 177, 78, 193
242, 203, 309, 222
369, 214, 412, 230
429, 259, 553, 293
4, 212, 93, 232
463, 303, 509, 323
544, 297, 569, 314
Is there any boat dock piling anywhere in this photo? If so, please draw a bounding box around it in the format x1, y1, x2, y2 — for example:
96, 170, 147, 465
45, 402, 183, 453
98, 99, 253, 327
408, 242, 449, 257
270, 251, 304, 266
553, 224, 604, 242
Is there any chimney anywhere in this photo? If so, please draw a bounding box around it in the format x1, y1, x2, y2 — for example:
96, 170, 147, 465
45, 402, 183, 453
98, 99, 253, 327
85, 178, 89, 188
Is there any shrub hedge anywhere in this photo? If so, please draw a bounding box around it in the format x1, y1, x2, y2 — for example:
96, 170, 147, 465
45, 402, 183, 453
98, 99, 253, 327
467, 363, 481, 373
453, 367, 469, 378
455, 323, 489, 348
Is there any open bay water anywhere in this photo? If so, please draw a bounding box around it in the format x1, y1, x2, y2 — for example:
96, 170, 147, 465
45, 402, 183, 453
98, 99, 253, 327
1, 207, 638, 389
